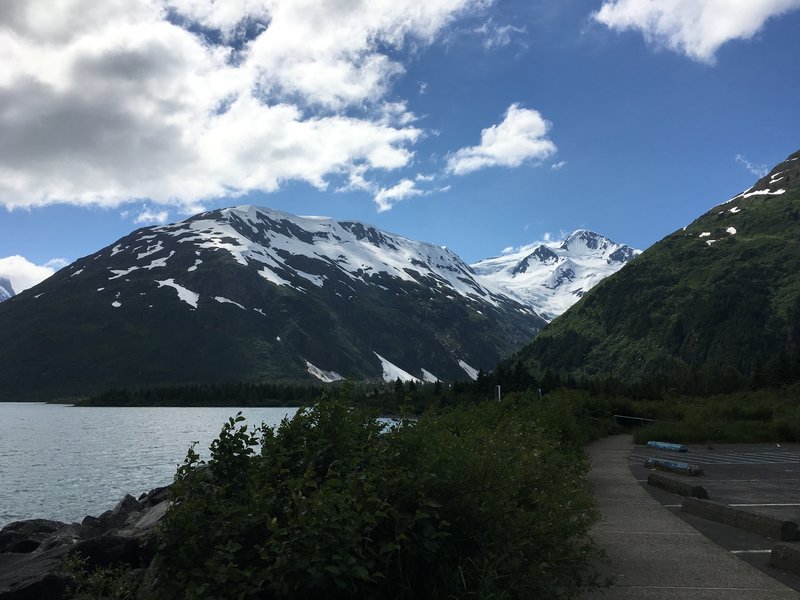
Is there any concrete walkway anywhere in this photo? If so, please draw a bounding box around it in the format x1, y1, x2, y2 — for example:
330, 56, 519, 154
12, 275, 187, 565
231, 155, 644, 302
585, 435, 800, 599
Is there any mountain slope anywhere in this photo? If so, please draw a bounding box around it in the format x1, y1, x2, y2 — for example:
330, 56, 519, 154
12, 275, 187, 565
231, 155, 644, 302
517, 149, 800, 389
0, 278, 14, 303
471, 230, 639, 320
0, 206, 545, 400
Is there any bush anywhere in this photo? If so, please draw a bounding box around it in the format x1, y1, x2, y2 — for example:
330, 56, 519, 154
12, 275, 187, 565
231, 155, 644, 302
152, 396, 602, 599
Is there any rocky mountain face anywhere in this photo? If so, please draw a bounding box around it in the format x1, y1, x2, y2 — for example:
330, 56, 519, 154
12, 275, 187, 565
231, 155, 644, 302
0, 278, 14, 303
471, 230, 640, 321
518, 149, 800, 390
0, 206, 548, 400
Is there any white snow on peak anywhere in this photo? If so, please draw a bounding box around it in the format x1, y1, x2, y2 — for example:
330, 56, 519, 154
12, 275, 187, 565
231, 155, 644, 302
458, 360, 479, 381
147, 205, 507, 308
706, 239, 718, 246
214, 296, 245, 310
726, 227, 737, 235
110, 244, 124, 257
70, 269, 84, 277
729, 206, 741, 214
744, 188, 786, 198
471, 229, 640, 321
111, 301, 121, 308
188, 258, 202, 272
156, 278, 199, 308
420, 368, 439, 383
305, 360, 344, 383
108, 252, 174, 280
374, 351, 420, 383
699, 232, 711, 238
137, 240, 164, 260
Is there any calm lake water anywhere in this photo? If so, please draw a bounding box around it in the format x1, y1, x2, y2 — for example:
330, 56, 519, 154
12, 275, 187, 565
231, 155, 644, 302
0, 403, 298, 529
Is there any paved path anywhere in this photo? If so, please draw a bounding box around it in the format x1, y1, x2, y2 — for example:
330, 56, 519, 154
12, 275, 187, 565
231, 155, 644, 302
584, 435, 800, 599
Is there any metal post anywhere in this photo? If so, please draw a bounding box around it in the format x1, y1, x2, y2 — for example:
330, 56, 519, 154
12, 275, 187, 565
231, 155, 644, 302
495, 385, 501, 401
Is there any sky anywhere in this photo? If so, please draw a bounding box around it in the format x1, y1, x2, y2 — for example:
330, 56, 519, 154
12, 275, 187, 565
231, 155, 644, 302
1, 0, 799, 292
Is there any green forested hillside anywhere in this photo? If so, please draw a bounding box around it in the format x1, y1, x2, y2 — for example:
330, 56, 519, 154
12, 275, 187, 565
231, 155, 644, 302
518, 149, 800, 393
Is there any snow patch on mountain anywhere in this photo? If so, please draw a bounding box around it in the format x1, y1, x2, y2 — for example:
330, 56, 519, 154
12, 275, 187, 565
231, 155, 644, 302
0, 277, 16, 302
305, 360, 344, 383
472, 230, 640, 321
156, 279, 199, 308
214, 296, 245, 310
374, 352, 420, 383
458, 360, 479, 380
420, 368, 439, 383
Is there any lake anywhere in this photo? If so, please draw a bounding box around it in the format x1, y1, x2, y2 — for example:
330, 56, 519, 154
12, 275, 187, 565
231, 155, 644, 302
0, 403, 298, 529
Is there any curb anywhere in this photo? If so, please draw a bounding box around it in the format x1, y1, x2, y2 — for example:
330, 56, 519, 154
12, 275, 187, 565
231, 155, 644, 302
647, 441, 688, 452
770, 543, 800, 576
682, 498, 800, 541
644, 457, 704, 476
647, 473, 708, 499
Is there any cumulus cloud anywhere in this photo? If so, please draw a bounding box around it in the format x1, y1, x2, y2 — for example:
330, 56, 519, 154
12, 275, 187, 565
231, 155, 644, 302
0, 0, 485, 212
735, 154, 769, 178
593, 0, 800, 63
0, 255, 66, 292
374, 179, 427, 212
446, 104, 557, 175
134, 207, 170, 224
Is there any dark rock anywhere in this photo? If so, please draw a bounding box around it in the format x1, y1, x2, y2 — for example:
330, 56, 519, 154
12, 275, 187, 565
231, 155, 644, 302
0, 520, 66, 554
0, 490, 168, 600
138, 485, 171, 510
72, 533, 147, 570
0, 553, 72, 600
82, 494, 141, 536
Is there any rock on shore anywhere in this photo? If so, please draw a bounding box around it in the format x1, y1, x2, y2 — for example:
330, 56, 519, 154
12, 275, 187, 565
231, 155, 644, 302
0, 486, 170, 599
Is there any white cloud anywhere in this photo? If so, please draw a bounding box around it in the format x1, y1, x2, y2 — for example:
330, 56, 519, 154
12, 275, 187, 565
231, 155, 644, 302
501, 246, 515, 255
474, 19, 527, 49
446, 103, 557, 175
735, 154, 768, 178
134, 207, 170, 224
0, 255, 66, 292
0, 0, 486, 212
374, 179, 426, 212
551, 160, 568, 170
593, 0, 800, 63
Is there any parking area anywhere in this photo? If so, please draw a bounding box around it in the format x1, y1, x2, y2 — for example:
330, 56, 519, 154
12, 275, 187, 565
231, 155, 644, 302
629, 443, 800, 591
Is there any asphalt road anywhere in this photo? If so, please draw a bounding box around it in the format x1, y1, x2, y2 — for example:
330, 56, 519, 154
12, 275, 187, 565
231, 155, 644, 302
630, 442, 800, 591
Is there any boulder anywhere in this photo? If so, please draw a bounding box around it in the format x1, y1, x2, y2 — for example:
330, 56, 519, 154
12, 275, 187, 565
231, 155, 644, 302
0, 486, 171, 600
0, 520, 66, 554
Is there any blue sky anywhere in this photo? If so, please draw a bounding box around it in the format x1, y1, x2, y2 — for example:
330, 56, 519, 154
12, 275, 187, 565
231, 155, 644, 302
1, 0, 799, 290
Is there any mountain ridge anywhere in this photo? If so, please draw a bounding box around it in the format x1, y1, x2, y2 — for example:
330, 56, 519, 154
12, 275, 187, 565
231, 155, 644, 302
471, 230, 640, 320
0, 206, 545, 400
517, 148, 800, 392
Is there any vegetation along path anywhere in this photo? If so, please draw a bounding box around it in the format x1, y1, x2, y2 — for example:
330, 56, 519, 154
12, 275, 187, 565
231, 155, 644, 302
584, 435, 798, 599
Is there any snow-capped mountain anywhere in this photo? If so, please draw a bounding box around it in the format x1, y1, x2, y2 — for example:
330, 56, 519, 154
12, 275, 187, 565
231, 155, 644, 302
472, 230, 640, 321
0, 278, 14, 303
0, 206, 545, 400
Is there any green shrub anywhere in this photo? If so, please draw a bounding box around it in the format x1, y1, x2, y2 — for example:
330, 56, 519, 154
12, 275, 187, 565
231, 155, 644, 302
152, 397, 602, 599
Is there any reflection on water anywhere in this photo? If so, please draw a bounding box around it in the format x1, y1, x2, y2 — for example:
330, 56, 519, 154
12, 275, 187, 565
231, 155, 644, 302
0, 403, 297, 528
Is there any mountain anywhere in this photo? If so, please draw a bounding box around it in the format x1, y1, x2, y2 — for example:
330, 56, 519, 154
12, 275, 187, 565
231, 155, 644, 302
0, 206, 546, 400
517, 149, 800, 391
471, 230, 639, 321
0, 278, 14, 303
